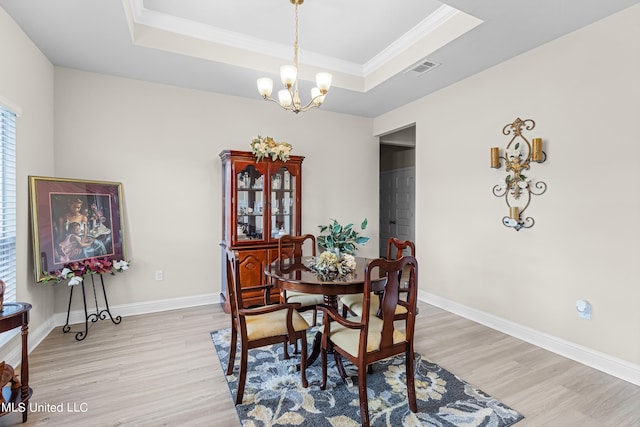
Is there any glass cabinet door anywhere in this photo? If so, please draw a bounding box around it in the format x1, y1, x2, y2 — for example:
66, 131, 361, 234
236, 164, 265, 242
270, 166, 297, 239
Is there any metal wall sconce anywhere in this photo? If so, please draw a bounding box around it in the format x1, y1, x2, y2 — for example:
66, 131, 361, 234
490, 117, 547, 230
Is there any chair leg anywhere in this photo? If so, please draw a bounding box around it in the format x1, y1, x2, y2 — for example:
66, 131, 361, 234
293, 337, 300, 354
312, 307, 318, 326
406, 349, 417, 412
283, 339, 290, 359
299, 332, 308, 388
357, 360, 370, 427
334, 352, 348, 381
235, 346, 248, 405
320, 343, 328, 390
226, 327, 237, 375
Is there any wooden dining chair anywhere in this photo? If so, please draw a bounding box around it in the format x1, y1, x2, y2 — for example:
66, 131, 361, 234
341, 237, 415, 319
278, 234, 324, 326
319, 256, 419, 427
225, 248, 309, 405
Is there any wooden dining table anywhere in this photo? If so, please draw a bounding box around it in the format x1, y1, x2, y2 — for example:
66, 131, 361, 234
264, 256, 387, 366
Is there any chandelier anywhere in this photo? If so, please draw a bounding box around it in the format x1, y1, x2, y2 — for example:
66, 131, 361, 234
256, 0, 332, 114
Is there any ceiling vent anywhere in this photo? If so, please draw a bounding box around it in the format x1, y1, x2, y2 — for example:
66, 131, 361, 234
404, 59, 441, 75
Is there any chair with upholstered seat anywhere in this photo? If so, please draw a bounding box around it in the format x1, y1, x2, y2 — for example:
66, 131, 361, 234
340, 237, 415, 319
319, 256, 419, 427
278, 234, 324, 326
225, 248, 309, 405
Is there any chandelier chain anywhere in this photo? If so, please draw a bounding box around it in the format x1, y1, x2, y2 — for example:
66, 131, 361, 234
293, 3, 300, 105
294, 3, 299, 68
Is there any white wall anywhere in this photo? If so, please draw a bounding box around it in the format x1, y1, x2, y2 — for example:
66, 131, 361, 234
52, 69, 378, 313
374, 4, 640, 369
0, 7, 55, 348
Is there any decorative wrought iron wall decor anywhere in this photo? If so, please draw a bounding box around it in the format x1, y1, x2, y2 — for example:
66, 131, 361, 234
490, 118, 547, 230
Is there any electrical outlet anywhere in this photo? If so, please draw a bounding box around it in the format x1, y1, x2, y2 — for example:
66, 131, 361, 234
576, 299, 591, 320
155, 270, 164, 281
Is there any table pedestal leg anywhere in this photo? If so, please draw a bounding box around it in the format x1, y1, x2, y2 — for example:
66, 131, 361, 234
306, 295, 341, 368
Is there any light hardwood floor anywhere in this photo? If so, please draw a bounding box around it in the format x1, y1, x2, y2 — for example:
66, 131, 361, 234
0, 302, 638, 426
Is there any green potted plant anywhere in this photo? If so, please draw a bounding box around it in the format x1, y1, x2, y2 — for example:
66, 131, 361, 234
317, 218, 370, 255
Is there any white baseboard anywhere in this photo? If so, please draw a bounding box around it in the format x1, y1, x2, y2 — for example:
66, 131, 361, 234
3, 293, 218, 368
419, 291, 640, 387
7, 292, 638, 388
51, 292, 218, 326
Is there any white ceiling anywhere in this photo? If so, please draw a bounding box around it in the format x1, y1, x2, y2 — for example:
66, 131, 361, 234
1, 0, 639, 117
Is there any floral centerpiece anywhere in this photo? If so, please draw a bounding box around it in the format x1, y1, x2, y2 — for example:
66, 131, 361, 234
308, 251, 356, 281
317, 218, 369, 255
40, 257, 130, 286
250, 135, 292, 162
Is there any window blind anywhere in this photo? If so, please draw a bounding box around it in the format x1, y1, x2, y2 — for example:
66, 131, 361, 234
0, 107, 17, 303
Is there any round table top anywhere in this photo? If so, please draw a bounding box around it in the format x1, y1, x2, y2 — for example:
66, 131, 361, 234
265, 256, 386, 297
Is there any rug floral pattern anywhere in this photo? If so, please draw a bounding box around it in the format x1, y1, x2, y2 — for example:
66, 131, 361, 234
211, 328, 523, 427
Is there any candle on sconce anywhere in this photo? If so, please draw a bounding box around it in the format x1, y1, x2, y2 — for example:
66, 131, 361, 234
490, 147, 500, 168
531, 138, 543, 162
510, 206, 519, 221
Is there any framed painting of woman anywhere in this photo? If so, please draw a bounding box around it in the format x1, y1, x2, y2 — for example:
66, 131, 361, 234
28, 176, 126, 282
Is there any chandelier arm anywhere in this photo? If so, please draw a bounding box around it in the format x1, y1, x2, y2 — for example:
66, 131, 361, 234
261, 93, 320, 114
295, 101, 321, 113
262, 96, 289, 107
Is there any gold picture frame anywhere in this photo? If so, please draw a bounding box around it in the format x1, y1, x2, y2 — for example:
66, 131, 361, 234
28, 176, 126, 282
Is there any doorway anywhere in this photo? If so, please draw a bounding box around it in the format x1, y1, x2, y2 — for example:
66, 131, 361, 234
379, 126, 416, 257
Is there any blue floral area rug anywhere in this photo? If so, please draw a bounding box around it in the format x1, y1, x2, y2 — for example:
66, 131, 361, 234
211, 328, 524, 427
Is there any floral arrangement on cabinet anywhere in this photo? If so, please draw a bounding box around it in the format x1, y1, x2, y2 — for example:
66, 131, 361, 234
250, 135, 292, 162
41, 257, 130, 286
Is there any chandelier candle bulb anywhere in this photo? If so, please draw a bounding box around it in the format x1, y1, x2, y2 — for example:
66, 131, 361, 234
490, 147, 500, 168
257, 78, 274, 97
279, 90, 292, 107
316, 72, 332, 93
510, 206, 519, 220
532, 138, 543, 162
280, 65, 297, 87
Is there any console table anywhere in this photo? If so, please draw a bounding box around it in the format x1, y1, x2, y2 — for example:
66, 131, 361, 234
0, 302, 32, 423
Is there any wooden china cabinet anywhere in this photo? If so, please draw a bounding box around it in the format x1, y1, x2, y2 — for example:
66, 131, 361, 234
219, 150, 304, 313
